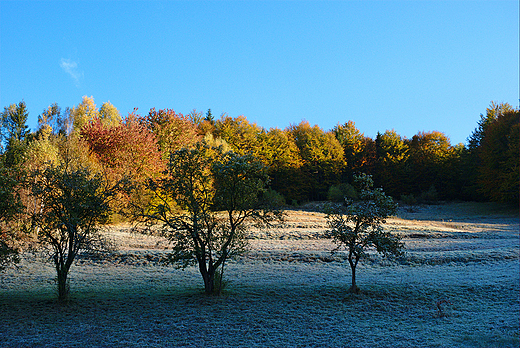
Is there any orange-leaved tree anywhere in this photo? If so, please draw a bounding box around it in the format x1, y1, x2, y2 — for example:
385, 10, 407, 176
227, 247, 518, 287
374, 130, 409, 198
333, 121, 373, 179
81, 110, 165, 217
144, 108, 200, 161
406, 130, 452, 200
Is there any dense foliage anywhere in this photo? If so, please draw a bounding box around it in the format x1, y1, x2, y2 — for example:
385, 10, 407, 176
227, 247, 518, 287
467, 104, 519, 203
0, 167, 26, 269
81, 111, 164, 182
3, 98, 517, 206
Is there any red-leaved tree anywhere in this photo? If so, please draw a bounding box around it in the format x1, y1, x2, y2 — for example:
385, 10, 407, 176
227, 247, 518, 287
81, 110, 165, 216
81, 110, 164, 182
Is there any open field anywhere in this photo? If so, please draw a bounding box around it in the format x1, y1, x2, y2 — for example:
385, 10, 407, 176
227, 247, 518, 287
1, 202, 518, 347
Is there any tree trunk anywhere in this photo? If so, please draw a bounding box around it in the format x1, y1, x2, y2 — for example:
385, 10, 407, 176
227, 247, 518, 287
348, 255, 360, 294
56, 266, 70, 302
203, 271, 215, 295
199, 262, 215, 295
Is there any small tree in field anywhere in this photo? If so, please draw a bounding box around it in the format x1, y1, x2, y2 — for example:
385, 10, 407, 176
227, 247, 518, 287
30, 161, 119, 302
325, 173, 403, 294
142, 145, 282, 295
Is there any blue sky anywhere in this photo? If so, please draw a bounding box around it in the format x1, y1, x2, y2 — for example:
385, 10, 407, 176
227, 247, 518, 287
1, 0, 518, 145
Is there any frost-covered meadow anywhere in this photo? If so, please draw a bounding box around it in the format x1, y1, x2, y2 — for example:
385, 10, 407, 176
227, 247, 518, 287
0, 202, 518, 347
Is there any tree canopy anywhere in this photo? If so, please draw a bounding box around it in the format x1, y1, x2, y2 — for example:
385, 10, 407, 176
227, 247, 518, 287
1, 97, 517, 212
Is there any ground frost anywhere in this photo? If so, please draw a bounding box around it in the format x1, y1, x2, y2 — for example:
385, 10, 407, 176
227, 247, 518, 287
1, 203, 518, 347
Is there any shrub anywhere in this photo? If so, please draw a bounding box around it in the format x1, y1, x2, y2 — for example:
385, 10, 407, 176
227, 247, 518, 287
327, 183, 358, 202
263, 189, 286, 208
400, 193, 418, 206
419, 185, 439, 204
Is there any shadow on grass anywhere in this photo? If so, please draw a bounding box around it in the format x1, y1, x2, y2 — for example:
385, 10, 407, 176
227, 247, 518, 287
1, 280, 518, 347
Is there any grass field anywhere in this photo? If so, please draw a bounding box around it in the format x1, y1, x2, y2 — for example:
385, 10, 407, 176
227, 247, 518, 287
1, 202, 518, 347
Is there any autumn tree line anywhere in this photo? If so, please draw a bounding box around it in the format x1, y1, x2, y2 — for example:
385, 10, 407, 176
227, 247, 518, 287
1, 97, 518, 207
0, 96, 518, 299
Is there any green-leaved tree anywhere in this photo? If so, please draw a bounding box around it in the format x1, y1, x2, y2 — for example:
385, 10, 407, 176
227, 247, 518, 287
30, 161, 120, 302
325, 173, 403, 294
142, 145, 282, 294
1, 101, 31, 168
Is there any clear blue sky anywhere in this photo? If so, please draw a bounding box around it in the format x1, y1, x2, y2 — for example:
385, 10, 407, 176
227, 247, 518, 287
1, 0, 518, 145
